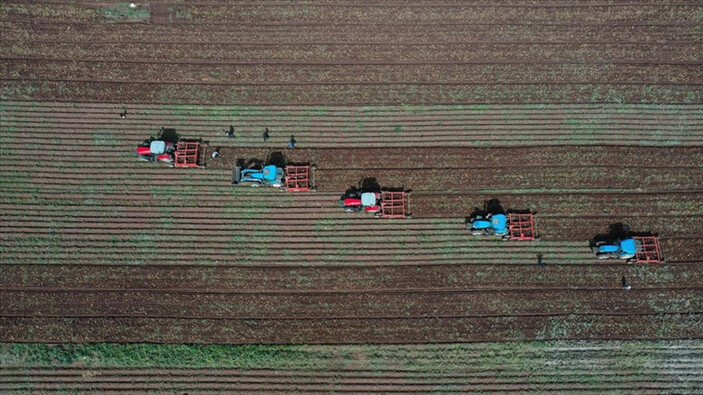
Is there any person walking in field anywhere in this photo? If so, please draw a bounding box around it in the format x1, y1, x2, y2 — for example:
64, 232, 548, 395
120, 108, 127, 118
262, 128, 270, 142
537, 253, 545, 269
226, 125, 235, 138
212, 147, 220, 159
621, 275, 631, 290
288, 134, 296, 149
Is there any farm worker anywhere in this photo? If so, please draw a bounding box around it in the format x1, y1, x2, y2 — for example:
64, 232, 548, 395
120, 109, 127, 118
212, 148, 220, 159
621, 276, 631, 290
288, 135, 296, 149
536, 253, 545, 269
226, 125, 235, 138
262, 128, 270, 142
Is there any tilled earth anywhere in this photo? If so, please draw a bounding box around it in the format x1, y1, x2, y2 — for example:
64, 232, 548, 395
1, 0, 702, 348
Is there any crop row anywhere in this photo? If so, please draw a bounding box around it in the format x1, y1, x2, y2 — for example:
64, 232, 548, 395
4, 80, 700, 105
1, 340, 701, 391
3, 1, 700, 24
4, 187, 701, 216
3, 262, 702, 291
3, 165, 700, 192
1, 313, 700, 343
6, 59, 703, 85
6, 99, 701, 114
4, 144, 702, 169
1, 373, 699, 393
1, 239, 698, 265
2, 288, 700, 319
6, 41, 703, 63
3, 19, 700, 44
4, 123, 700, 147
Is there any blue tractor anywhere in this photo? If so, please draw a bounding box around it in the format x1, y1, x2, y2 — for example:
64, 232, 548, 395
592, 238, 639, 262
467, 213, 509, 237
233, 164, 284, 187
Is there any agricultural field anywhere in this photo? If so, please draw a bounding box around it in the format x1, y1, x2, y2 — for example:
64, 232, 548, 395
1, 0, 702, 391
1, 341, 702, 392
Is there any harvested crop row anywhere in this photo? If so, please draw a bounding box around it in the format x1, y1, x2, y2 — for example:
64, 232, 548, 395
2, 288, 700, 319
7, 60, 702, 85
4, 80, 699, 105
9, 42, 702, 63
5, 143, 698, 171
3, 166, 699, 192
3, 1, 699, 24
4, 20, 700, 44
6, 99, 701, 114
3, 263, 701, 291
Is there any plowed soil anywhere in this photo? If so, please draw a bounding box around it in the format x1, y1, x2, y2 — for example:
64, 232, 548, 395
2, 1, 702, 104
1, 0, 702, 357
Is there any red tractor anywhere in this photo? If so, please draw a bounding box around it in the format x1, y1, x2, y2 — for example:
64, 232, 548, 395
136, 138, 203, 167
340, 189, 409, 218
135, 139, 175, 163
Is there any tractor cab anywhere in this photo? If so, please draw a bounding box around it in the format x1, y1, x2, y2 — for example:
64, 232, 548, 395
341, 191, 380, 212
234, 164, 284, 187
149, 140, 168, 154
361, 192, 379, 206
135, 140, 174, 163
468, 211, 537, 240
468, 213, 508, 236
593, 236, 663, 263
593, 238, 637, 260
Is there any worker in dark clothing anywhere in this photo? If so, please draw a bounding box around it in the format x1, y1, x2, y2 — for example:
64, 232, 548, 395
621, 276, 631, 290
537, 253, 545, 269
288, 134, 296, 149
120, 109, 127, 118
262, 128, 270, 142
226, 125, 235, 138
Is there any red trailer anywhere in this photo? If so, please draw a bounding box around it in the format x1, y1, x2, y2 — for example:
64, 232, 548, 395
380, 191, 409, 219
507, 213, 538, 241
173, 140, 203, 168
284, 165, 315, 192
632, 236, 663, 263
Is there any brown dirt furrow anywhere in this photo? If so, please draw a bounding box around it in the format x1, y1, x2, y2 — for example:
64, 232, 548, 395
3, 80, 699, 104
3, 2, 699, 24
0, 251, 692, 266
410, 192, 703, 218
3, 20, 699, 43
0, 314, 699, 343
4, 111, 701, 126
6, 60, 701, 84
2, 0, 702, 350
3, 200, 702, 241
0, 382, 699, 393
2, 236, 698, 266
5, 42, 702, 63
5, 101, 702, 117
6, 167, 700, 191
3, 264, 701, 292
3, 124, 702, 140
5, 99, 701, 111
1, 289, 699, 318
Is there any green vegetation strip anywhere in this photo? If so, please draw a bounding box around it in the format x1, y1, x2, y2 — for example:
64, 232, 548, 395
1, 340, 701, 371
